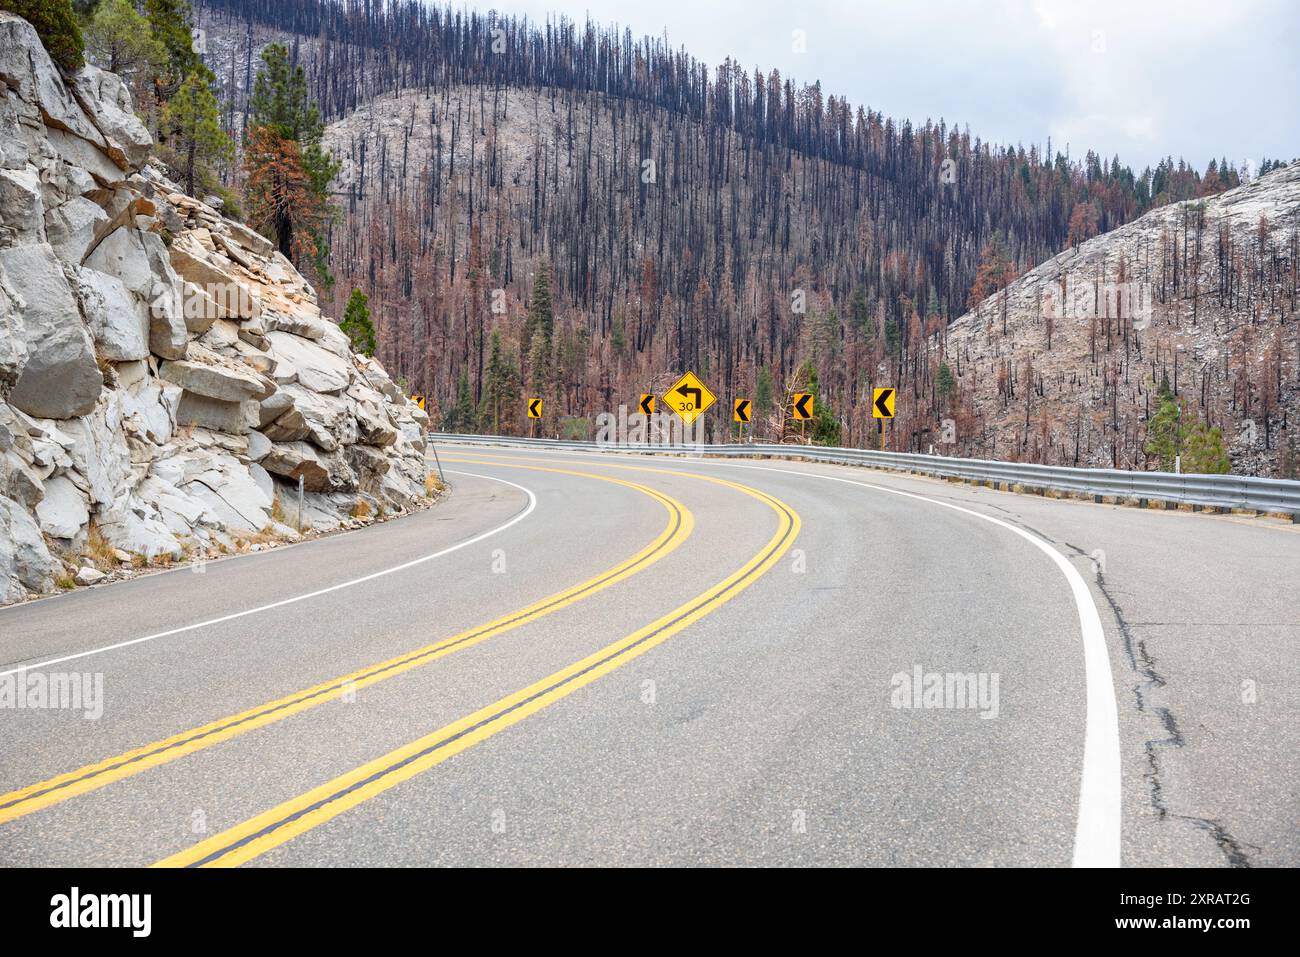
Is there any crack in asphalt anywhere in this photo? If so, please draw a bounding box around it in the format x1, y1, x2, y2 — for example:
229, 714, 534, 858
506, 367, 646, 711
869, 475, 1261, 866
1059, 539, 1256, 868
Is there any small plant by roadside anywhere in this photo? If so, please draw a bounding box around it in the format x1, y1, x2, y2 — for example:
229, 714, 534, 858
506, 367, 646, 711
82, 522, 116, 568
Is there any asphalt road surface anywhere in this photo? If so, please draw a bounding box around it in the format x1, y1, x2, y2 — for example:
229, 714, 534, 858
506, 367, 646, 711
1, 441, 1296, 867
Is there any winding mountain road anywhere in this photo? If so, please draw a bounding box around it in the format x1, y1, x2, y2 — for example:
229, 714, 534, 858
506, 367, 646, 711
1, 441, 1296, 867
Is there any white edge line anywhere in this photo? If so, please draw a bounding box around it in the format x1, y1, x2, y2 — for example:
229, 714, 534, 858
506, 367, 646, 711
722, 462, 1121, 868
0, 471, 536, 679
448, 444, 1122, 868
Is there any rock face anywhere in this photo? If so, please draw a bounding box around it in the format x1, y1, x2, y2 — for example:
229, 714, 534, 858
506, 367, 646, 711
0, 14, 430, 603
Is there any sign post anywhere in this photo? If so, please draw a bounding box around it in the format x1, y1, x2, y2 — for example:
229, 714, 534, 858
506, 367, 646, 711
872, 387, 896, 451
527, 397, 542, 438
733, 398, 751, 443
792, 392, 813, 442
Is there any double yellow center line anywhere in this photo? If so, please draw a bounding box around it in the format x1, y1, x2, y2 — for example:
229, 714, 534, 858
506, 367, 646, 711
0, 465, 691, 825
156, 462, 799, 867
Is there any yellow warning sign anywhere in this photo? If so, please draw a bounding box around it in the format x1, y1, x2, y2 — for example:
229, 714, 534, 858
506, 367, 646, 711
662, 371, 716, 425
872, 387, 896, 418
527, 398, 543, 419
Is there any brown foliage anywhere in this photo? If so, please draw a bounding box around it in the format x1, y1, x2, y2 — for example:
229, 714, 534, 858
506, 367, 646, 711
243, 125, 326, 266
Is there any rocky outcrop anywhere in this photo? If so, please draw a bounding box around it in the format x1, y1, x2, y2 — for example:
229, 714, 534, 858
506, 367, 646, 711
0, 13, 430, 603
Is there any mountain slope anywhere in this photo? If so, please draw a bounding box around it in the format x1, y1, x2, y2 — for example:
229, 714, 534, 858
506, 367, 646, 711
942, 163, 1300, 475
192, 0, 1242, 445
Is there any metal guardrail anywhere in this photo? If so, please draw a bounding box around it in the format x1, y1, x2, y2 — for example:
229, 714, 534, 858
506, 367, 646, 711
430, 433, 1300, 519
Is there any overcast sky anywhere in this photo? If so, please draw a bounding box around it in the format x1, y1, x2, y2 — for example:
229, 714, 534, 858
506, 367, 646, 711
476, 0, 1298, 173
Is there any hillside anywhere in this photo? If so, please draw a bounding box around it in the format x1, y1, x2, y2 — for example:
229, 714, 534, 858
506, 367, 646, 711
942, 163, 1300, 475
191, 0, 1249, 449
0, 12, 429, 604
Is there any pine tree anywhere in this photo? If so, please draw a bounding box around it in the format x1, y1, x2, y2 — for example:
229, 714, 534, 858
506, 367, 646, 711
142, 0, 198, 84
84, 0, 165, 79
1144, 378, 1182, 470
1067, 201, 1096, 249
967, 233, 1017, 309
165, 71, 231, 194
526, 331, 552, 429
849, 289, 872, 336
441, 370, 477, 433
244, 125, 326, 268
521, 263, 555, 357
249, 42, 318, 139
3, 0, 84, 71
1182, 421, 1232, 474
248, 43, 338, 193
755, 366, 774, 416
246, 43, 339, 286
884, 312, 900, 358
480, 330, 521, 434
937, 361, 956, 402
339, 288, 376, 356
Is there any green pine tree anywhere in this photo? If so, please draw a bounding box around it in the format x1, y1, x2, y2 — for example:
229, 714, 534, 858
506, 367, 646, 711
755, 366, 774, 417
142, 0, 198, 83
442, 370, 477, 433
849, 289, 872, 336
884, 312, 901, 358
165, 70, 231, 195
1144, 377, 1182, 470
3, 0, 85, 71
339, 288, 376, 356
249, 43, 320, 140
480, 330, 521, 434
937, 361, 956, 402
521, 263, 555, 356
526, 332, 552, 429
84, 0, 165, 79
248, 42, 338, 193
609, 317, 626, 358
1182, 421, 1232, 474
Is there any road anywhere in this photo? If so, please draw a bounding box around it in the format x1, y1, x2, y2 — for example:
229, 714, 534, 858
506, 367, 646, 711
1, 441, 1296, 867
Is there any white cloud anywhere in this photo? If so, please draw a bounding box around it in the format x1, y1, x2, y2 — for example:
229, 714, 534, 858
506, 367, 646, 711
481, 0, 1299, 169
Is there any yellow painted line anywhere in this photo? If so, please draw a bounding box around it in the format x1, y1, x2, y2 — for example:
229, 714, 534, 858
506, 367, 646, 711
154, 471, 798, 867
0, 467, 691, 826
